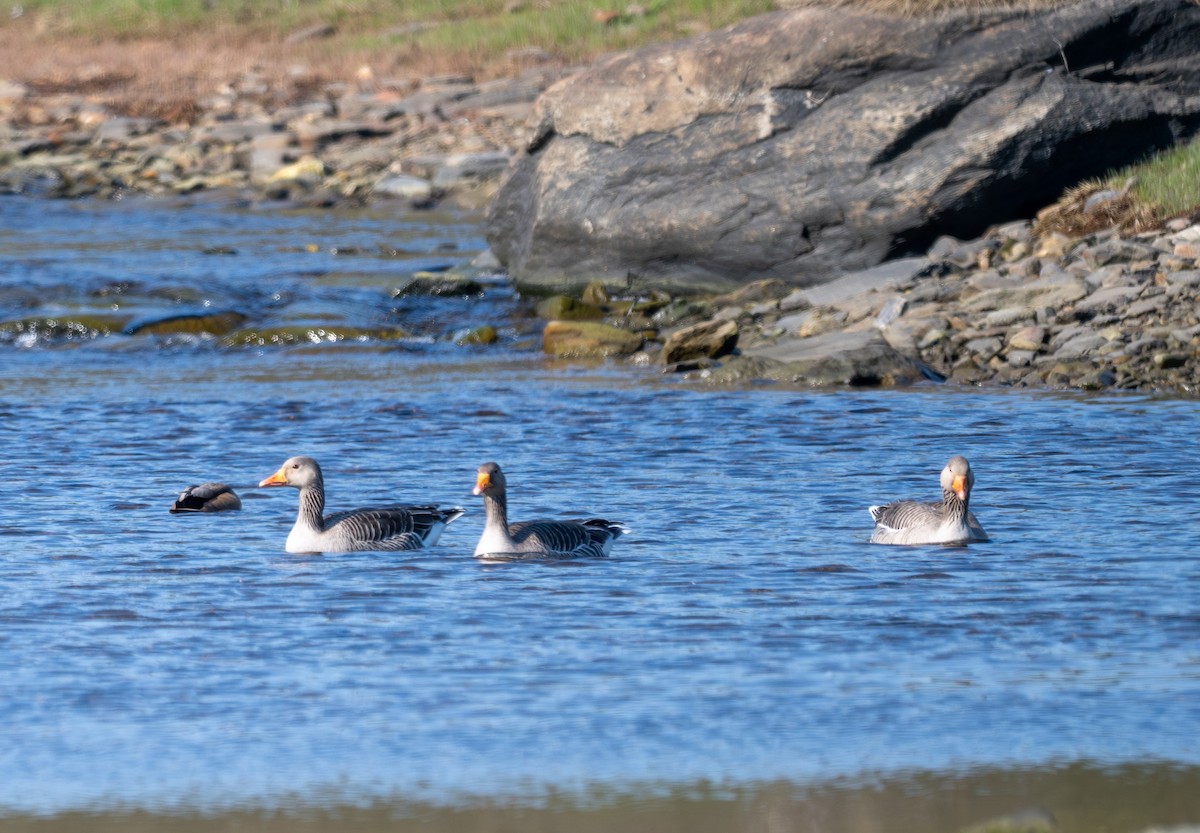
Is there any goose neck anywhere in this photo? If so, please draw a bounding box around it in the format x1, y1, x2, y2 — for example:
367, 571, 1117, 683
483, 491, 510, 536
298, 482, 326, 531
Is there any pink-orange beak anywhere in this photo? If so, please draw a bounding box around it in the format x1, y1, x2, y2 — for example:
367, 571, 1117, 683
473, 471, 491, 495
951, 474, 967, 501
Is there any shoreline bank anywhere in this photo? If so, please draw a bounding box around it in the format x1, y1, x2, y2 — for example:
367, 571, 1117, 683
2, 61, 1198, 397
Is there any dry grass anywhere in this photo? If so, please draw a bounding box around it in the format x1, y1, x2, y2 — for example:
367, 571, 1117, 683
0, 0, 1076, 111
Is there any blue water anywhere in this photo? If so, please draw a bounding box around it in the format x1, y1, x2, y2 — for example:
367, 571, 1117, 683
1, 197, 1199, 822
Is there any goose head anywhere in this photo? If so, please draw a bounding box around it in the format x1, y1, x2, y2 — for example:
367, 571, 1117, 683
473, 461, 506, 497
260, 456, 322, 490
940, 455, 974, 502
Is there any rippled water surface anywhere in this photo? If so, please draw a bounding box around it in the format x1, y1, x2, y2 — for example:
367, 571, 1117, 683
1, 198, 1199, 830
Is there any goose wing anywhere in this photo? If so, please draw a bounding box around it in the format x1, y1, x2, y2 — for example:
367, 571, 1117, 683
868, 500, 943, 533
965, 510, 989, 542
508, 518, 626, 557
324, 505, 463, 551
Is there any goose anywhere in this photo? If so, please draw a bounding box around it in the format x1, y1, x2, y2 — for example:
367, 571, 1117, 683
472, 461, 627, 559
869, 455, 988, 545
259, 455, 464, 553
170, 482, 242, 513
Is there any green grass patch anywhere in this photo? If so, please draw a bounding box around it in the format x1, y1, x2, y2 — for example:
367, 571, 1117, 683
1037, 137, 1200, 236
16, 0, 776, 52
1123, 137, 1200, 218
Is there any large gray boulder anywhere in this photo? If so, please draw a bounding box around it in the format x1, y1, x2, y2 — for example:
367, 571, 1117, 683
486, 0, 1200, 294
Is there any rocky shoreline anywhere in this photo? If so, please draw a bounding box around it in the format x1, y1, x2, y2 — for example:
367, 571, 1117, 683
0, 63, 567, 207
541, 216, 1200, 396
3, 61, 1199, 396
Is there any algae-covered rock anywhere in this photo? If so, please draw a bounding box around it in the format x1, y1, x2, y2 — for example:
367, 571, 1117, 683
124, 311, 249, 337
457, 325, 498, 346
581, 280, 610, 306
222, 325, 410, 346
536, 295, 605, 321
542, 320, 642, 358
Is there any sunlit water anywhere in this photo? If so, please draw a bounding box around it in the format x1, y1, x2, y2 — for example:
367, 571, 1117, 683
1, 197, 1198, 830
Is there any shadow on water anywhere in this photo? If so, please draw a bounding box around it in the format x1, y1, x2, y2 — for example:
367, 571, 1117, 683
4, 764, 1200, 833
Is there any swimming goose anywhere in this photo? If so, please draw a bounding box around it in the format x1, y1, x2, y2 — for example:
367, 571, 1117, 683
869, 455, 988, 545
472, 461, 627, 559
170, 482, 242, 513
259, 456, 464, 553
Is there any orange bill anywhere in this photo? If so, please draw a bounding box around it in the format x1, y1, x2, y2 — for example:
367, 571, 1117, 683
259, 468, 288, 488
473, 470, 491, 495
951, 474, 967, 501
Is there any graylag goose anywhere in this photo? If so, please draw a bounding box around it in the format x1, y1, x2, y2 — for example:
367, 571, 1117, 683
259, 456, 464, 553
170, 482, 242, 513
472, 461, 627, 559
869, 455, 988, 545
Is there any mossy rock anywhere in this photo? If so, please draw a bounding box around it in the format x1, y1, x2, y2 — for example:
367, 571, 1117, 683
457, 325, 499, 346
581, 280, 610, 305
536, 295, 604, 321
124, 311, 248, 337
222, 325, 410, 346
542, 320, 643, 358
0, 314, 129, 341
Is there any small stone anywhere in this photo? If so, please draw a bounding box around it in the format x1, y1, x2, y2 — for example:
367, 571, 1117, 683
1153, 352, 1188, 369
918, 327, 947, 349
660, 319, 738, 364
581, 280, 610, 306
267, 156, 325, 184
1034, 232, 1075, 259
873, 296, 906, 328
963, 336, 1002, 360
1006, 349, 1036, 367
983, 306, 1030, 328
1174, 241, 1200, 259
431, 151, 511, 189
779, 289, 810, 313
797, 309, 848, 338
457, 325, 498, 346
1007, 325, 1045, 351
1075, 368, 1117, 389
374, 173, 434, 201
1054, 331, 1107, 357
712, 278, 789, 307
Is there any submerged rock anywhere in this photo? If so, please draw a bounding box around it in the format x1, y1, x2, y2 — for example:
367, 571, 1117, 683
0, 314, 129, 343
124, 311, 249, 337
222, 325, 410, 346
457, 325, 499, 345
